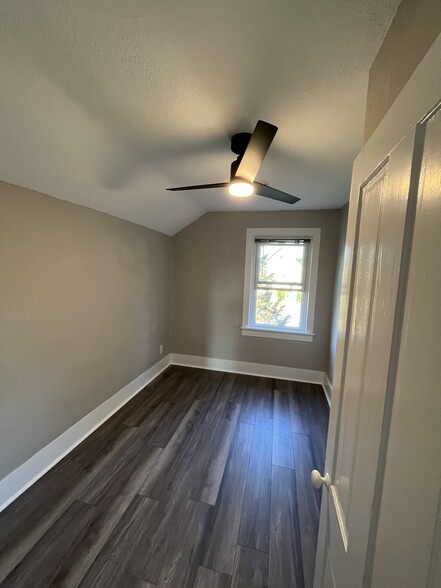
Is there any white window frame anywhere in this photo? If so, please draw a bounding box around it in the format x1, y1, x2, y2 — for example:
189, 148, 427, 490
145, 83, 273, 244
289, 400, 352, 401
241, 228, 321, 342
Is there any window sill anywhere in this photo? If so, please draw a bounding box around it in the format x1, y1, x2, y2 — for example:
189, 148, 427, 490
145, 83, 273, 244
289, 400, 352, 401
240, 326, 314, 342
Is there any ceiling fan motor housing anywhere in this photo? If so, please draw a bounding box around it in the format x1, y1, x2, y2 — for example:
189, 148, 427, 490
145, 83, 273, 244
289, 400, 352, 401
230, 132, 251, 179
231, 132, 251, 155
230, 157, 240, 180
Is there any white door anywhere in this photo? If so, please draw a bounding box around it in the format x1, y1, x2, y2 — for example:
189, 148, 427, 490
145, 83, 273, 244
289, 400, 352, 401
313, 36, 441, 588
367, 97, 441, 588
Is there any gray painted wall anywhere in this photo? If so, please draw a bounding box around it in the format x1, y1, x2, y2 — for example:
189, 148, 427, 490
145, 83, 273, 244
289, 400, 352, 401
327, 203, 349, 385
171, 210, 341, 373
364, 0, 441, 140
0, 181, 172, 479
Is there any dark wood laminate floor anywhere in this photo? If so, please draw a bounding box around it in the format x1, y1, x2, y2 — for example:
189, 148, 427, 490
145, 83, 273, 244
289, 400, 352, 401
0, 366, 329, 588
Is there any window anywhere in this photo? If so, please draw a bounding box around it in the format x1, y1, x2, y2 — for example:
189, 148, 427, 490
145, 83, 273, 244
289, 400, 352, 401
241, 228, 321, 342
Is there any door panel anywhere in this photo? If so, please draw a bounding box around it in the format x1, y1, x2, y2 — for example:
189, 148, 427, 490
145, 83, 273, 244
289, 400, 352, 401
334, 163, 387, 524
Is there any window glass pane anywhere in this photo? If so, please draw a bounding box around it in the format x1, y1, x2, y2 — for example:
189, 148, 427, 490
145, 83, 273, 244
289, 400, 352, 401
257, 243, 305, 286
255, 289, 303, 329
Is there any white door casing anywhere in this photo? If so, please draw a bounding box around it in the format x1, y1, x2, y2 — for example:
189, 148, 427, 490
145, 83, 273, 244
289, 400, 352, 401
313, 34, 441, 588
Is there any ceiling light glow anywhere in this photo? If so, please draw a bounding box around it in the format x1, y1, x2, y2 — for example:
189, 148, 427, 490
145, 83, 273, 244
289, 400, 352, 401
228, 179, 254, 198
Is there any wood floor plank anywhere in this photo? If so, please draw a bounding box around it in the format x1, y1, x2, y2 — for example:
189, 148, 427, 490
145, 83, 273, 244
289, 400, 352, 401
238, 416, 273, 552
121, 386, 165, 428
110, 370, 176, 429
202, 422, 254, 575
136, 400, 174, 442
143, 402, 239, 509
165, 367, 220, 408
163, 419, 216, 501
139, 399, 207, 500
305, 384, 329, 473
228, 373, 249, 405
78, 434, 161, 505
126, 498, 211, 587
192, 401, 241, 505
165, 367, 200, 403
194, 566, 232, 588
232, 545, 269, 588
238, 376, 259, 424
286, 380, 309, 435
147, 396, 195, 446
269, 466, 305, 588
292, 433, 321, 586
145, 365, 182, 399
273, 386, 292, 422
193, 369, 225, 404
272, 389, 295, 469
59, 442, 163, 587
79, 559, 154, 588
79, 494, 159, 587
0, 459, 85, 583
99, 495, 159, 564
68, 420, 134, 468
145, 368, 205, 431
1, 500, 97, 587
239, 375, 272, 422
254, 377, 274, 419
203, 372, 236, 427
298, 382, 322, 436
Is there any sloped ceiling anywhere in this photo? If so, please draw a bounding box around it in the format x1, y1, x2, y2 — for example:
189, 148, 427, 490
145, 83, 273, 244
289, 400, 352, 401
0, 0, 400, 235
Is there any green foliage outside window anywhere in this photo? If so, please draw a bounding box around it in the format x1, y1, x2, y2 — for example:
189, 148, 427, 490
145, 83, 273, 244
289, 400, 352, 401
255, 254, 292, 326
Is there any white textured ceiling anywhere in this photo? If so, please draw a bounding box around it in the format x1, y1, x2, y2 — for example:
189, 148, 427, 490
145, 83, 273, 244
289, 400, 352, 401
0, 0, 400, 235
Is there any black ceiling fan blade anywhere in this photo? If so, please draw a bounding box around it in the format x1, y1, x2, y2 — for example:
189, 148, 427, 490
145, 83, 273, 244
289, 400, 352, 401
167, 182, 228, 191
234, 120, 278, 183
254, 182, 300, 205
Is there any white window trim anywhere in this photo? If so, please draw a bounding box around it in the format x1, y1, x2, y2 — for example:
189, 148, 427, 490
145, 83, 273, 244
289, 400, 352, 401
241, 227, 321, 342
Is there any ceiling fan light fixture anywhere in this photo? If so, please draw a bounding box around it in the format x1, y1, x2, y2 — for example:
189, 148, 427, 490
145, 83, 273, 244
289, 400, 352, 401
167, 120, 300, 204
228, 179, 254, 198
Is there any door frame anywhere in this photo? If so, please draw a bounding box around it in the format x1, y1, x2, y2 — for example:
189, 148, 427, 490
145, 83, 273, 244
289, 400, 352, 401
314, 33, 441, 587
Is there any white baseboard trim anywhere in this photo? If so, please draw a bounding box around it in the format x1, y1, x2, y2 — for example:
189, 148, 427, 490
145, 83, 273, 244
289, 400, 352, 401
171, 353, 325, 385
0, 354, 171, 512
322, 373, 332, 407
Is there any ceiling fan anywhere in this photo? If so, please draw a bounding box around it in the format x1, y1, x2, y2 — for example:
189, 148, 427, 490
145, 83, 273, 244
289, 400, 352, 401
167, 120, 300, 205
